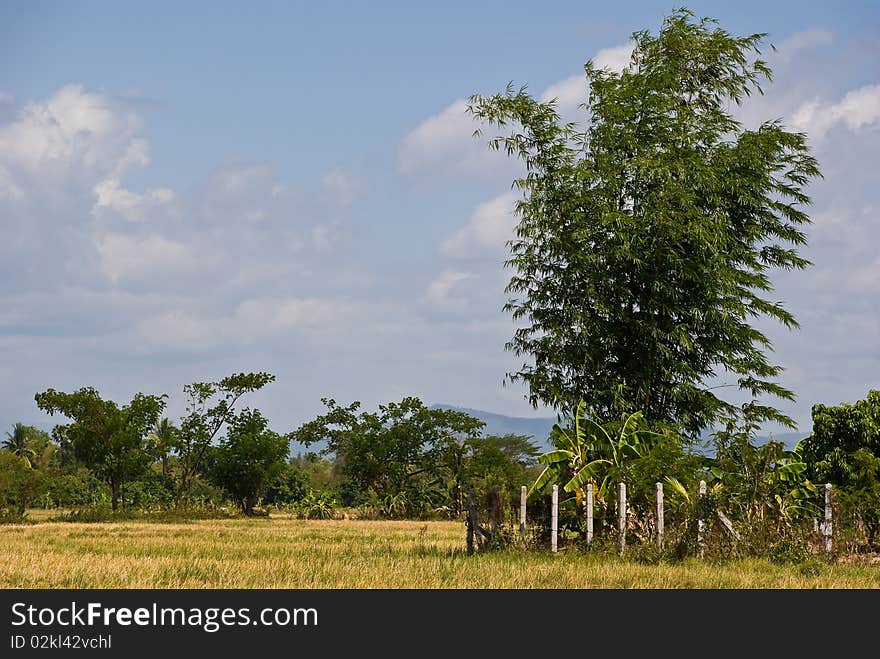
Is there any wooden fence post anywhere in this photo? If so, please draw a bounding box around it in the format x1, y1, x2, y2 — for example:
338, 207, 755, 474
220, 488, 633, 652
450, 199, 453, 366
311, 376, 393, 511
585, 482, 594, 549
697, 479, 707, 558
519, 485, 527, 535
824, 483, 833, 555
551, 485, 559, 553
656, 482, 664, 550
466, 488, 477, 555
618, 482, 626, 556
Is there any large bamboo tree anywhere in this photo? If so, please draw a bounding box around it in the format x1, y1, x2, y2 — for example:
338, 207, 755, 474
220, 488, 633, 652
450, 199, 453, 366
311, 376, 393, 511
468, 9, 820, 436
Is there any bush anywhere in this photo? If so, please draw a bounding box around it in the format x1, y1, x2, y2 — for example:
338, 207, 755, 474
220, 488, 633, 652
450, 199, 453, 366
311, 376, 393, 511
45, 471, 109, 508
293, 491, 337, 520
0, 451, 46, 515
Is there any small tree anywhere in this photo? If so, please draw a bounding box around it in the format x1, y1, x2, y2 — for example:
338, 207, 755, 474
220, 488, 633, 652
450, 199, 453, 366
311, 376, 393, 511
799, 390, 880, 485
209, 409, 290, 515
292, 397, 484, 516
800, 390, 880, 548
0, 451, 45, 516
3, 423, 37, 468
174, 372, 275, 509
468, 8, 820, 436
34, 388, 166, 510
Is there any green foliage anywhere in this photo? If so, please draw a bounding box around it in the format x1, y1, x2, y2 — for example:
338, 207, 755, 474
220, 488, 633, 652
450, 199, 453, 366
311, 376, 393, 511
799, 389, 880, 485
709, 429, 818, 527
34, 387, 166, 510
467, 8, 820, 436
289, 452, 341, 495
533, 402, 693, 503
146, 417, 177, 484
208, 408, 290, 515
122, 474, 175, 510
798, 390, 880, 549
174, 372, 275, 508
466, 433, 541, 510
293, 490, 337, 520
44, 471, 109, 508
3, 423, 38, 467
0, 450, 46, 518
530, 401, 699, 547
292, 396, 485, 517
264, 462, 309, 506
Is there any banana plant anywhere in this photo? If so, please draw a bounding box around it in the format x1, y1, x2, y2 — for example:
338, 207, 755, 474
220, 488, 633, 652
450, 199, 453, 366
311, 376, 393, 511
530, 401, 666, 505
708, 434, 818, 526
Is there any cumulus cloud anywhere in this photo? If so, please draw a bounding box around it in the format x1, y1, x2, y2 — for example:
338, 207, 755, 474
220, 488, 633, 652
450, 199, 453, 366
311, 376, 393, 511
540, 42, 634, 115
592, 42, 635, 72
791, 84, 880, 141
93, 178, 175, 222
0, 84, 147, 189
0, 83, 366, 371
400, 43, 633, 177
539, 75, 588, 116
440, 191, 518, 259
397, 99, 517, 178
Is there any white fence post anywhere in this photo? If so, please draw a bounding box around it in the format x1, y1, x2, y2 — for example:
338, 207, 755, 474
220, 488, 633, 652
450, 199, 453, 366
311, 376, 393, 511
697, 480, 707, 558
656, 482, 664, 550
551, 484, 558, 553
618, 482, 627, 556
824, 483, 833, 555
586, 483, 594, 550
519, 485, 527, 535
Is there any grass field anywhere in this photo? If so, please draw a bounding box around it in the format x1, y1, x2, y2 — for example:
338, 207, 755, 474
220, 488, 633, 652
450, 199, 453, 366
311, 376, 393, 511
2, 514, 879, 588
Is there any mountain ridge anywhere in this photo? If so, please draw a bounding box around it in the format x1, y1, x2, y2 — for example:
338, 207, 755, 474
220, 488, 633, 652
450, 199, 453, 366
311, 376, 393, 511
430, 403, 806, 451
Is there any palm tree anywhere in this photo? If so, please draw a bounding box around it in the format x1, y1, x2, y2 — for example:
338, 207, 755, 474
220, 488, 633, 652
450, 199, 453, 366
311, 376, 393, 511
3, 423, 37, 468
147, 417, 177, 483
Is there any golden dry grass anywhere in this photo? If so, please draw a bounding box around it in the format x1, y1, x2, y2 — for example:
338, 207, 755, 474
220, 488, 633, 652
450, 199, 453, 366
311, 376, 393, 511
2, 515, 879, 588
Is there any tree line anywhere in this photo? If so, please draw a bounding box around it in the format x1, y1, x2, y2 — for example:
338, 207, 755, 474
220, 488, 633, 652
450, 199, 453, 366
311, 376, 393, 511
0, 374, 543, 521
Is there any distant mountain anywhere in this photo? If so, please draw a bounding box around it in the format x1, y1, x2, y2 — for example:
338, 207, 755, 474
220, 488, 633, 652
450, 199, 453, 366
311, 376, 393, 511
431, 403, 807, 454
430, 404, 557, 449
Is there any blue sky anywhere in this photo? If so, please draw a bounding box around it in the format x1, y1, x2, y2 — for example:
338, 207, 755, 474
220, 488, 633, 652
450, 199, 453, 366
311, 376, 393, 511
2, 2, 878, 437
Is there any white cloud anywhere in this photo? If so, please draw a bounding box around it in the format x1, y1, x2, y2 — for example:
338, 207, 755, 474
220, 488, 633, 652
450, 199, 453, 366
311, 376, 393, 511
791, 84, 880, 140
0, 84, 146, 187
321, 168, 360, 208
95, 233, 194, 284
592, 42, 634, 73
235, 297, 346, 335
772, 28, 834, 63
423, 270, 473, 312
93, 178, 175, 222
401, 42, 632, 176
441, 191, 518, 259
397, 99, 508, 177
540, 75, 587, 116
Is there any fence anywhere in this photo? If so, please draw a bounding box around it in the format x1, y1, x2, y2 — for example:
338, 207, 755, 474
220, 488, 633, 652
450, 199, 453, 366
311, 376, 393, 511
467, 481, 838, 557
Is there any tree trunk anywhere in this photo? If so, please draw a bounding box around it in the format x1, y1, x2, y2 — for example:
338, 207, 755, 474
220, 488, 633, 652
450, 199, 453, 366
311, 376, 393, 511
175, 471, 191, 511
111, 480, 121, 511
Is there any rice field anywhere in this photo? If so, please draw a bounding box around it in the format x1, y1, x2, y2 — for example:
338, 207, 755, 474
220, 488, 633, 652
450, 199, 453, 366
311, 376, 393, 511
2, 514, 879, 588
